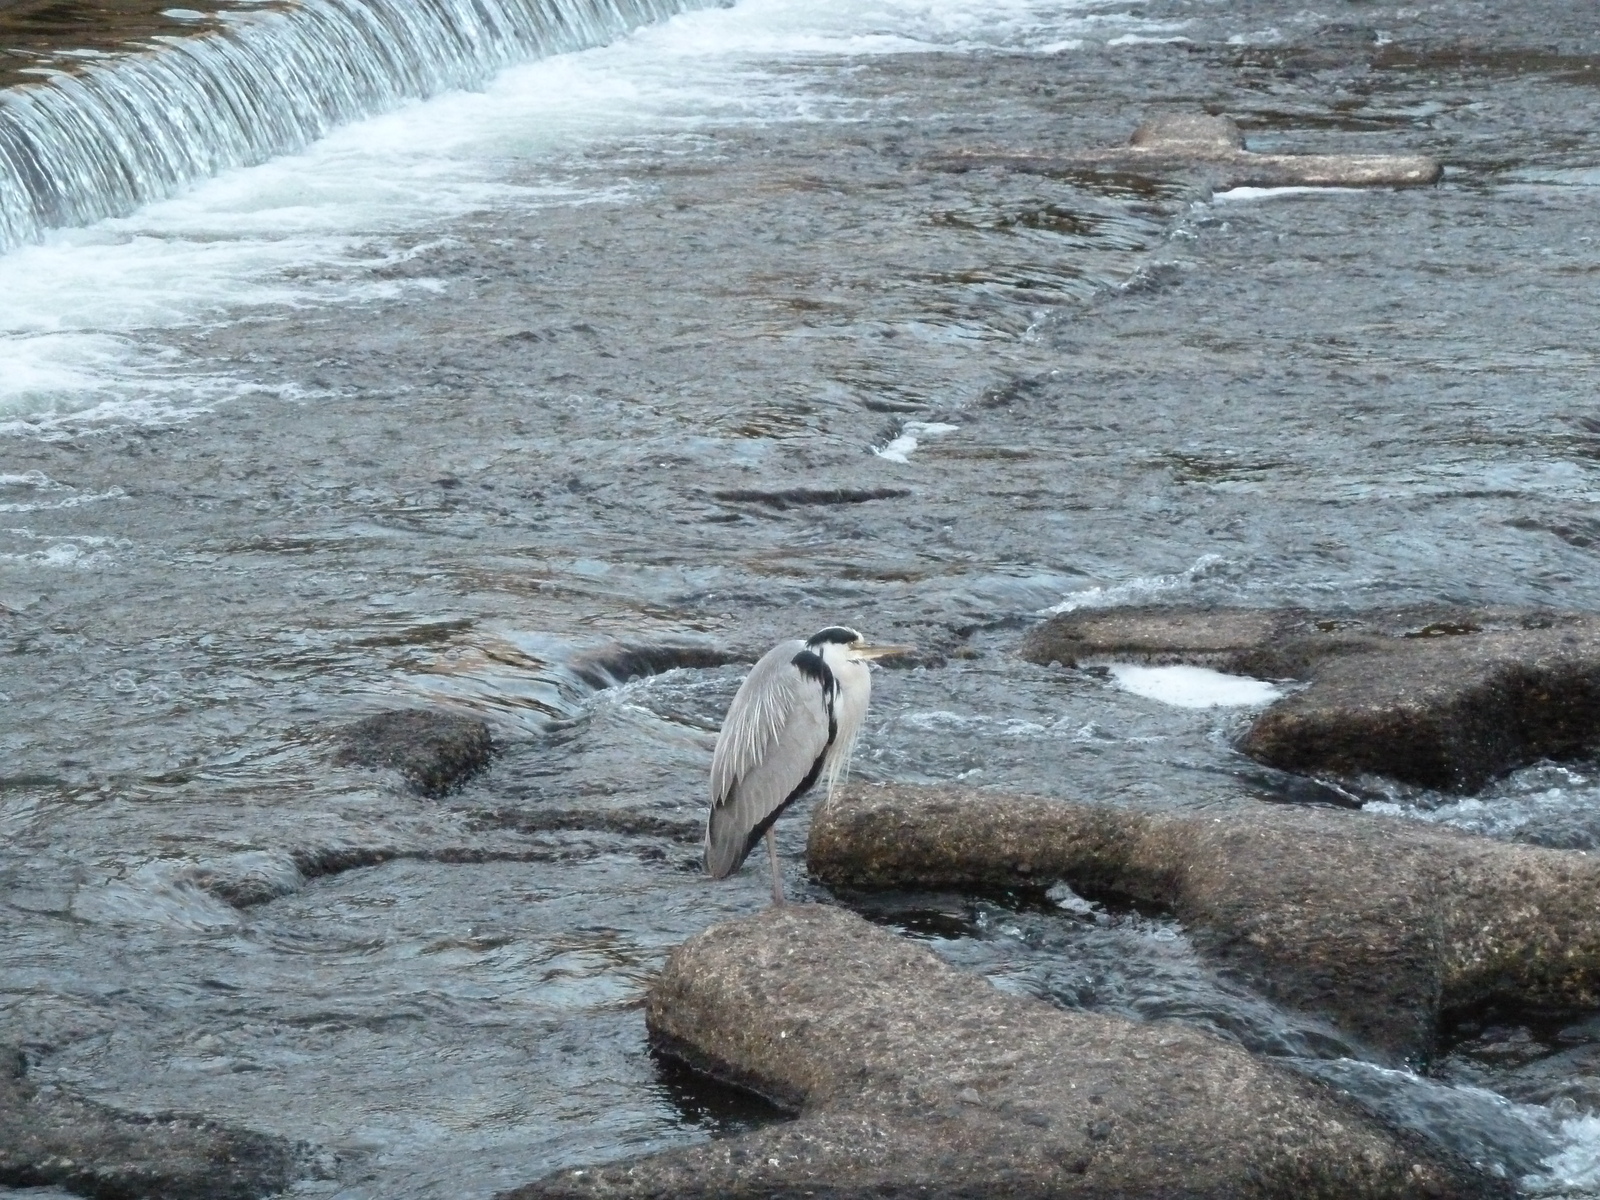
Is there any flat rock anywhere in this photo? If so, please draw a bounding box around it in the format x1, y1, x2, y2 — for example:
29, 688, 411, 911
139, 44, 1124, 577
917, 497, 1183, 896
503, 905, 1506, 1200
942, 113, 1442, 192
809, 784, 1600, 1064
0, 1046, 308, 1199
1021, 604, 1600, 791
332, 708, 494, 797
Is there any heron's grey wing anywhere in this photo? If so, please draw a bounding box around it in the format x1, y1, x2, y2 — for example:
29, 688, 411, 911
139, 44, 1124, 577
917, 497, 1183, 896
705, 640, 831, 879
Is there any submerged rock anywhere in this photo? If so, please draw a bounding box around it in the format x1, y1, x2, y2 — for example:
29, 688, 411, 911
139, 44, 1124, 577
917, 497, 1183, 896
941, 112, 1443, 192
708, 485, 911, 510
1022, 604, 1600, 791
0, 1046, 309, 1199
566, 642, 746, 689
809, 784, 1600, 1064
503, 905, 1506, 1200
332, 708, 494, 796
188, 850, 307, 907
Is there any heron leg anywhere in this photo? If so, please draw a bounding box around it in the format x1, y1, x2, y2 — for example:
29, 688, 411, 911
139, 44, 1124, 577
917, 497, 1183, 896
766, 828, 785, 906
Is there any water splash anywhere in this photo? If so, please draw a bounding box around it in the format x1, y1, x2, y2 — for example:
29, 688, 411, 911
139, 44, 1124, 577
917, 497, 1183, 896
874, 420, 959, 464
1526, 1115, 1600, 1195
1365, 763, 1600, 850
1039, 553, 1229, 615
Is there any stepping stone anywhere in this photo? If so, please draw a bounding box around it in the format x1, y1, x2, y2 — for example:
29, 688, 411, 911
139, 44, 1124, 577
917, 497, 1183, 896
1022, 604, 1600, 791
810, 784, 1600, 1063
941, 113, 1442, 191
503, 905, 1506, 1199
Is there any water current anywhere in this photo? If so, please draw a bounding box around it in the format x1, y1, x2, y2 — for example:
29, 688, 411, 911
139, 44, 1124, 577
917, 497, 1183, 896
2, 0, 1600, 1195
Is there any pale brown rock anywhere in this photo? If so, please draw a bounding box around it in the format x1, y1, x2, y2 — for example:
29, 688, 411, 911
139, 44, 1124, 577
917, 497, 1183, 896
503, 905, 1507, 1200
940, 112, 1443, 191
809, 783, 1600, 1063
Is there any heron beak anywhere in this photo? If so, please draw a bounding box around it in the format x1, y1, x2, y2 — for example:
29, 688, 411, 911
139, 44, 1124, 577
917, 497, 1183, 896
852, 642, 915, 661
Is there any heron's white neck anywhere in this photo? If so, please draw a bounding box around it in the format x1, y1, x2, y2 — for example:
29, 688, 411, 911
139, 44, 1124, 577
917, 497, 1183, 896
816, 640, 870, 690
815, 641, 872, 797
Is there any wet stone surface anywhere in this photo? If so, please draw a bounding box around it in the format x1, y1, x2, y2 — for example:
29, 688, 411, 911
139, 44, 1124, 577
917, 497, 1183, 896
333, 708, 496, 797
3, 0, 1600, 1196
810, 783, 1600, 1066
511, 906, 1509, 1200
0, 1043, 313, 1199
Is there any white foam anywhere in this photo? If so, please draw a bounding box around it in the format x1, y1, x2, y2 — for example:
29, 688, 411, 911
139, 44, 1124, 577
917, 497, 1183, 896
1105, 663, 1282, 709
1031, 38, 1084, 53
874, 420, 959, 464
1211, 186, 1364, 203
0, 490, 124, 513
1366, 764, 1600, 842
1040, 553, 1226, 615
1504, 167, 1600, 187
1525, 1115, 1600, 1194
0, 469, 125, 511
1225, 28, 1282, 45
0, 0, 1170, 424
0, 529, 123, 568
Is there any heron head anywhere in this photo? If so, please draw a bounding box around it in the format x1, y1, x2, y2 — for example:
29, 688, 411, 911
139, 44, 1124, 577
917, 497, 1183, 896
806, 626, 913, 662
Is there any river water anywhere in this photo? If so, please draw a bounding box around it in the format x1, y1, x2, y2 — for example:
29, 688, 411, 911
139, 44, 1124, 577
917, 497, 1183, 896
2, 0, 1600, 1195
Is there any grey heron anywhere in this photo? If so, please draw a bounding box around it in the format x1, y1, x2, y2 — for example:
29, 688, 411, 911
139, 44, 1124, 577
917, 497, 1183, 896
705, 626, 911, 903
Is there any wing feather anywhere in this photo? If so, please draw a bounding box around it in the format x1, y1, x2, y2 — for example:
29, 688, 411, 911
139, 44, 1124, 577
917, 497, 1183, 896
705, 640, 832, 878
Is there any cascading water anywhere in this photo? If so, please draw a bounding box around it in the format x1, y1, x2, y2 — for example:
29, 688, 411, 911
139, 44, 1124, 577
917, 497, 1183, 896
0, 0, 712, 252
7, 0, 1600, 1193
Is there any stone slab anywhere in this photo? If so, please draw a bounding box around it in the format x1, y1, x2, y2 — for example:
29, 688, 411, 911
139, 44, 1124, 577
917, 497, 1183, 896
809, 784, 1600, 1063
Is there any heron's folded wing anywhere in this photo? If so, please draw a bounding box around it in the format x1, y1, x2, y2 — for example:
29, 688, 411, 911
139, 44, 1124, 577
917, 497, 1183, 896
705, 640, 831, 878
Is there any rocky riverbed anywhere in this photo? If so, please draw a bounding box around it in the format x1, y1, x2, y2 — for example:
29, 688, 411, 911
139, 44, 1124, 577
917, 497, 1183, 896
4, 0, 1600, 1196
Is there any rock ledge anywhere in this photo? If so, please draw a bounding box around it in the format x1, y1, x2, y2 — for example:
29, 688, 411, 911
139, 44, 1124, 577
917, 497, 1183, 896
810, 783, 1600, 1062
503, 905, 1507, 1199
1022, 604, 1600, 791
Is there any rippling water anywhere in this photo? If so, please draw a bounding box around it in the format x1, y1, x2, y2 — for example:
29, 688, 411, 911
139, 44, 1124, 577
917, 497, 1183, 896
3, 0, 1600, 1195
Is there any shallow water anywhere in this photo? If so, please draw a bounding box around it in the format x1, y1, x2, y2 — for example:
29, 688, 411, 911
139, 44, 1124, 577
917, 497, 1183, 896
3, 0, 1600, 1195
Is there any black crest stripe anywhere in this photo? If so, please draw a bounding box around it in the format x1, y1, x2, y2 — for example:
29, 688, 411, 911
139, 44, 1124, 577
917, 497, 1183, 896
805, 626, 860, 647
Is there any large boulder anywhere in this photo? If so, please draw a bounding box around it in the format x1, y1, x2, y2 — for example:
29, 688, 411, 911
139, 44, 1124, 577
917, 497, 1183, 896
809, 784, 1600, 1064
1021, 605, 1600, 791
504, 906, 1506, 1199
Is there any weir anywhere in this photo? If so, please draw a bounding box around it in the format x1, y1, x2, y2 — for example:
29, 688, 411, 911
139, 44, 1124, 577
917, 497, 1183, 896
0, 0, 710, 253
